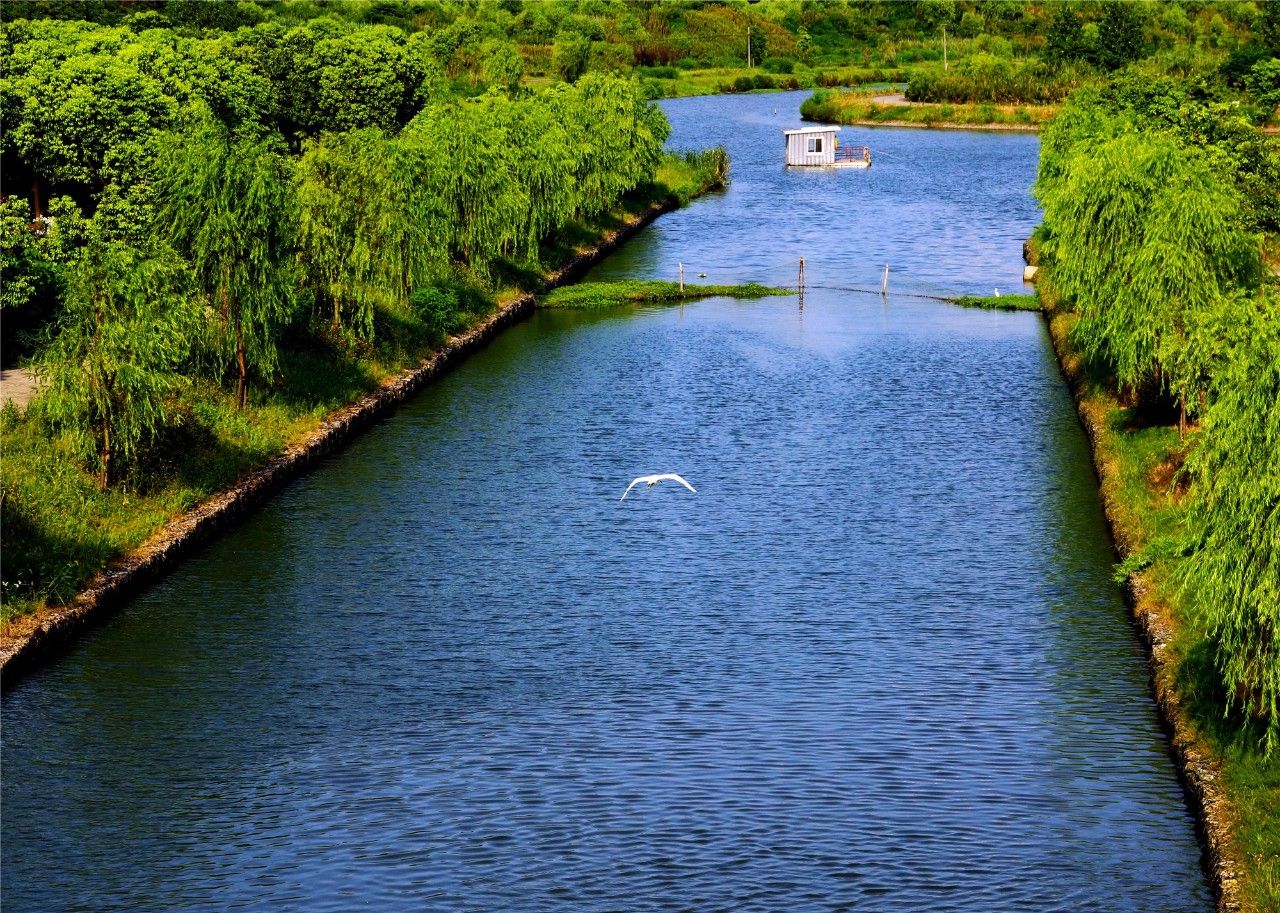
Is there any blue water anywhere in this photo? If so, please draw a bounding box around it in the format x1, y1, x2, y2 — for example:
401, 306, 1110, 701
1, 91, 1210, 912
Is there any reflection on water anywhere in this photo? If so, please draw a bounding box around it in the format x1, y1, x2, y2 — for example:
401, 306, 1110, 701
1, 92, 1209, 912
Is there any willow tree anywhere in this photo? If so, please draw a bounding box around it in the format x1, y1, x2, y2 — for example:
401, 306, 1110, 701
296, 130, 387, 339
1178, 290, 1280, 752
461, 90, 575, 264
155, 123, 297, 408
1037, 130, 1260, 410
35, 242, 200, 489
546, 75, 669, 221
296, 128, 446, 338
403, 99, 528, 275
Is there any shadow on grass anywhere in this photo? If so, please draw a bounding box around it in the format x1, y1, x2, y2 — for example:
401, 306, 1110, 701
1177, 639, 1273, 757
0, 486, 113, 611
271, 341, 382, 413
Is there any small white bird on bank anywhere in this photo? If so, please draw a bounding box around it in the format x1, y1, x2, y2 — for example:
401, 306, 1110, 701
619, 473, 697, 501
994, 287, 1001, 297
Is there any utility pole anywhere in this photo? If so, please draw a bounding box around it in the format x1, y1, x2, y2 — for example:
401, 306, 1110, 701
943, 26, 948, 71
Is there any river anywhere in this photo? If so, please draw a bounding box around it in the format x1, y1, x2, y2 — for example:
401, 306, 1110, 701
2, 91, 1210, 911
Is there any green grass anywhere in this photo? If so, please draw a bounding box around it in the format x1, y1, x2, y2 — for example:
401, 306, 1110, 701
652, 148, 730, 206
0, 312, 450, 622
952, 293, 1040, 311
540, 280, 792, 309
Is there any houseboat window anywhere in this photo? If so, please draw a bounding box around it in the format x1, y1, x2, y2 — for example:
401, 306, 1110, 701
807, 137, 823, 153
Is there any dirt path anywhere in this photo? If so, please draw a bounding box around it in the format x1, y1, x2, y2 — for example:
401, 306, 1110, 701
1, 367, 38, 408
869, 93, 912, 105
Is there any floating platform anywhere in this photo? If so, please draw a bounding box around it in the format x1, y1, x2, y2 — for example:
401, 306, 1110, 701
784, 126, 871, 168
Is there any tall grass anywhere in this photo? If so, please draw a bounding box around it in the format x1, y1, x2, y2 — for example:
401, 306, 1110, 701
653, 148, 730, 204
800, 89, 1054, 128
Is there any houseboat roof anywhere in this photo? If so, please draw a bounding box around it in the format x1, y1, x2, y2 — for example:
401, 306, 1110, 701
783, 126, 841, 135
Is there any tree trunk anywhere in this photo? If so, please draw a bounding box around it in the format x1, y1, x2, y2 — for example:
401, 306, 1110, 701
332, 293, 341, 334
236, 318, 248, 410
31, 176, 44, 221
100, 421, 112, 491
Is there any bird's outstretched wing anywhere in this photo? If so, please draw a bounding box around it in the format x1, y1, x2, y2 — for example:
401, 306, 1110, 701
660, 473, 697, 493
619, 477, 648, 501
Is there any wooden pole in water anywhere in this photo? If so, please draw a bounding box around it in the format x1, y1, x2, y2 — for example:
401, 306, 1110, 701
678, 262, 684, 293
798, 256, 805, 308
882, 263, 890, 296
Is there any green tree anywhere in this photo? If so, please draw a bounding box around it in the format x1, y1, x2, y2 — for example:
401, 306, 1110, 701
1037, 129, 1260, 407
403, 100, 528, 273
0, 196, 85, 362
1179, 290, 1280, 752
1245, 57, 1280, 113
34, 241, 201, 489
1096, 1, 1145, 71
311, 27, 416, 131
1045, 4, 1084, 64
553, 33, 591, 83
154, 123, 299, 408
296, 128, 446, 338
481, 38, 525, 94
7, 52, 176, 192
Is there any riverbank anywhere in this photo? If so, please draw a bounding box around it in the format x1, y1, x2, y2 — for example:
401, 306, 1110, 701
801, 88, 1054, 132
526, 66, 904, 102
0, 191, 705, 686
1040, 278, 1279, 913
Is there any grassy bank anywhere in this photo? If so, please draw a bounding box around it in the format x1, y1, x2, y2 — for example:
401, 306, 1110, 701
540, 280, 790, 309
0, 153, 724, 628
952, 293, 1040, 311
1039, 278, 1279, 912
801, 88, 1055, 130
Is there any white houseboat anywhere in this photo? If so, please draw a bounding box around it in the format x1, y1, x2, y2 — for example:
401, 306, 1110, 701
783, 126, 871, 168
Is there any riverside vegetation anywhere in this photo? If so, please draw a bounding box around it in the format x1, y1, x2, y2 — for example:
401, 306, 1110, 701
803, 1, 1280, 129
540, 279, 790, 309
1034, 68, 1279, 909
2, 0, 1279, 900
0, 9, 731, 622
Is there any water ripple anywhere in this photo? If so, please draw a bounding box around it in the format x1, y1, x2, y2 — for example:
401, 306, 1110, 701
1, 91, 1209, 912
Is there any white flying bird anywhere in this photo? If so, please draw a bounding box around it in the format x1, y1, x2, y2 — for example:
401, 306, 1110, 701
619, 473, 697, 501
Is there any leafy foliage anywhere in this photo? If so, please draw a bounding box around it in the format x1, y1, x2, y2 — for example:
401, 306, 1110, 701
1037, 127, 1260, 401
1177, 292, 1280, 752
1037, 81, 1279, 753
33, 242, 202, 488
155, 123, 299, 407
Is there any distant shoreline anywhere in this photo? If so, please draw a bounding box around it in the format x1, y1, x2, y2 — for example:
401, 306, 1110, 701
837, 119, 1041, 133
